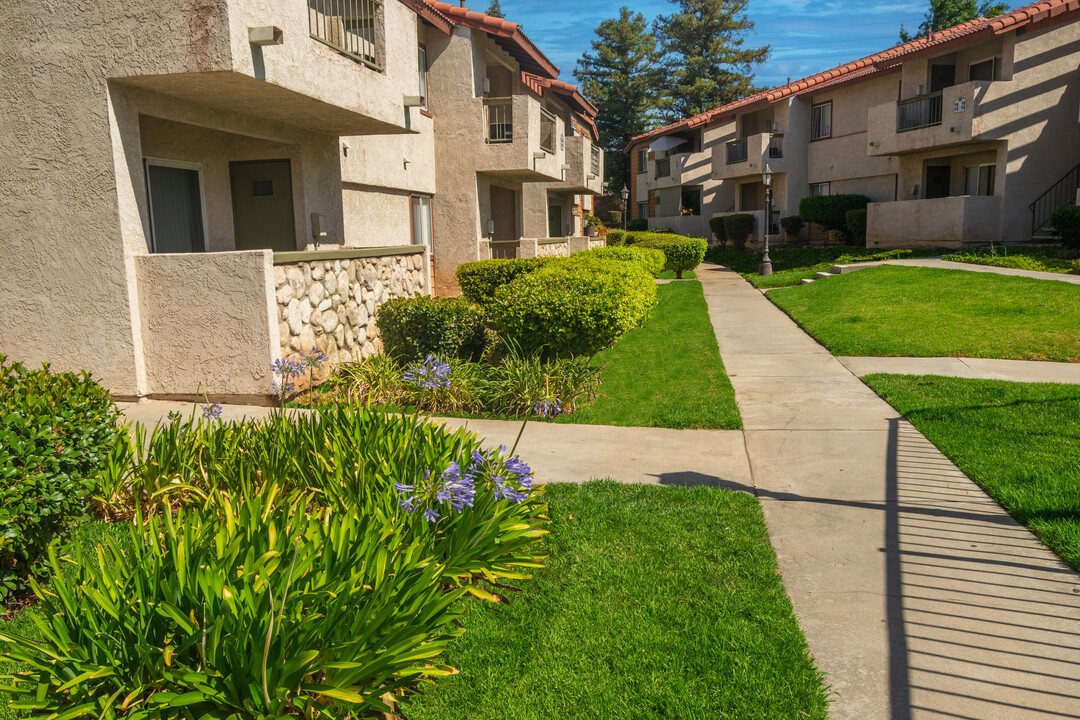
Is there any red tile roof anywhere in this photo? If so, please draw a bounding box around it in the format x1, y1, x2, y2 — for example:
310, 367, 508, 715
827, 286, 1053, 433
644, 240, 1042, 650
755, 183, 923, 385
400, 0, 454, 35
521, 72, 599, 140
627, 0, 1079, 150
427, 1, 559, 78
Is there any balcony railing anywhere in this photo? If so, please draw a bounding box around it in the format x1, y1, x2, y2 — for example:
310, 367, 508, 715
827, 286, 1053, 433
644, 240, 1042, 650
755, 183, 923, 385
590, 145, 601, 176
540, 107, 557, 154
308, 0, 382, 70
484, 97, 513, 143
897, 92, 943, 132
656, 157, 671, 178
726, 138, 748, 164
768, 134, 783, 159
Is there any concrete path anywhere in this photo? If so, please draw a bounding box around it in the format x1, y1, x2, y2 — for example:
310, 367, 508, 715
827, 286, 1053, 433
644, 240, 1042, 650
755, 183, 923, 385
835, 257, 1080, 285
839, 356, 1080, 384
699, 262, 1080, 719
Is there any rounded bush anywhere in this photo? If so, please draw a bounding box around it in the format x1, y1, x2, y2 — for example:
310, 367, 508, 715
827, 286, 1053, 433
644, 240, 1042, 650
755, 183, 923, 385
377, 295, 487, 363
1051, 206, 1080, 249
708, 216, 727, 247
722, 214, 756, 251
491, 262, 657, 358
780, 215, 804, 239
845, 209, 868, 245
570, 245, 666, 277
606, 229, 627, 246
799, 194, 870, 234
455, 257, 551, 307
634, 235, 708, 278
625, 218, 649, 232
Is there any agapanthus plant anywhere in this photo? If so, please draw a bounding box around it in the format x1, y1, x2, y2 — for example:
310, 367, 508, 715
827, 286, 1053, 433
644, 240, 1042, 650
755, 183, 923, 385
396, 446, 532, 522
404, 354, 451, 390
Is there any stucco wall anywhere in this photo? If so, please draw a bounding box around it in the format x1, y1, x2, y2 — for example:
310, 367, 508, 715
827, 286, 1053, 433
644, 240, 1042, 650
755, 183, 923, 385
136, 250, 279, 399
868, 195, 1001, 248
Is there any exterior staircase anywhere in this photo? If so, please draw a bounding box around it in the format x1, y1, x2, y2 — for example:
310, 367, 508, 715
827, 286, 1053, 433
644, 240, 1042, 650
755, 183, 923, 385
1030, 163, 1080, 241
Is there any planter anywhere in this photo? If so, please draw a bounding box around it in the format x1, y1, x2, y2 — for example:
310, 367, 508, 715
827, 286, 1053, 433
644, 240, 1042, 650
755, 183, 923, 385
585, 226, 598, 237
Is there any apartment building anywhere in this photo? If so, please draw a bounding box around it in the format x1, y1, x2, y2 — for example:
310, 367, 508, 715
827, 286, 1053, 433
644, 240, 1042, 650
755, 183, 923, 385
629, 0, 1080, 248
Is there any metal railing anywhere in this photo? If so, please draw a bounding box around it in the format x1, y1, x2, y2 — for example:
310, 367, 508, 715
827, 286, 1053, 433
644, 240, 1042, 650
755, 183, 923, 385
768, 134, 784, 159
897, 92, 943, 132
726, 138, 748, 164
655, 157, 671, 178
590, 144, 601, 176
540, 107, 557, 154
308, 0, 382, 70
1030, 162, 1080, 235
484, 97, 513, 143
490, 241, 519, 259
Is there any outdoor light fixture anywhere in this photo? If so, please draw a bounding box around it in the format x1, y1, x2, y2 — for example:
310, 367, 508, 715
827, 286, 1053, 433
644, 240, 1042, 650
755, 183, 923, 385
620, 185, 629, 232
759, 165, 773, 276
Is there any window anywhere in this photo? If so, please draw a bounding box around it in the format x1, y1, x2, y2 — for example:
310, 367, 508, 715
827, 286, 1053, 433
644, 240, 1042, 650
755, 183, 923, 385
964, 165, 996, 196
811, 102, 832, 140
969, 57, 1002, 82
539, 107, 556, 154
411, 195, 433, 247
145, 159, 207, 253
637, 148, 648, 173
638, 201, 648, 219
655, 156, 671, 178
809, 182, 830, 197
417, 46, 428, 109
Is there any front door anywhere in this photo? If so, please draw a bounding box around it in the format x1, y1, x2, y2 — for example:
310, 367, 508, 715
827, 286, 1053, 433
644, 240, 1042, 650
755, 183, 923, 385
490, 186, 517, 241
230, 160, 296, 252
925, 165, 951, 199
548, 204, 563, 237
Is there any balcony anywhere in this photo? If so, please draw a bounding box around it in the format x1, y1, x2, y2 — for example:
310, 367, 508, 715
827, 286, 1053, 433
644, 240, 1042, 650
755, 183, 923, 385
867, 195, 1001, 248
477, 94, 564, 182
561, 135, 604, 194
308, 0, 382, 71
713, 133, 788, 180
867, 81, 997, 156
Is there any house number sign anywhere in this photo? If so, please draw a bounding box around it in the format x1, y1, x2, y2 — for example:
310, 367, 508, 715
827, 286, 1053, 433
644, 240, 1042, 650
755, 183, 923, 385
953, 98, 968, 113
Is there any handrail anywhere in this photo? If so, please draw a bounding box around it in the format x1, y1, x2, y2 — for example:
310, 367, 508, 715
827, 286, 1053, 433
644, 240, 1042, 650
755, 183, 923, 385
726, 138, 748, 164
1029, 162, 1080, 235
309, 0, 383, 71
897, 91, 943, 132
484, 96, 513, 144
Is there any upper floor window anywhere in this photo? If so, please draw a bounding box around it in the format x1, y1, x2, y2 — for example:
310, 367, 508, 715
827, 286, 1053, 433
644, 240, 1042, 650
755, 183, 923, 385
969, 57, 1002, 82
637, 148, 648, 173
540, 107, 557, 154
809, 182, 830, 197
811, 102, 832, 140
309, 0, 383, 71
417, 46, 429, 109
655, 156, 671, 178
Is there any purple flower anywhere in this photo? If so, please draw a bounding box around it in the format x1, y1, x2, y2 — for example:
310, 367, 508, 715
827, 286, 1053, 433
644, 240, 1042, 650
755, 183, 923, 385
271, 358, 303, 379
403, 354, 451, 389
423, 506, 440, 522
300, 346, 329, 371
201, 402, 223, 421
533, 398, 563, 418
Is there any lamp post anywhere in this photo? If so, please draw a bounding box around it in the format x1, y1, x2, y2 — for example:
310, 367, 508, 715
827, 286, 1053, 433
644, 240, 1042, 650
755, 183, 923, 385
620, 184, 629, 232
758, 165, 773, 276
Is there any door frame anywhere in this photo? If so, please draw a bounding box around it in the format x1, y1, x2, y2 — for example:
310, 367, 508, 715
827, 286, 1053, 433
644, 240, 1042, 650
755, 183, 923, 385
229, 158, 297, 253
924, 164, 952, 200
144, 157, 210, 253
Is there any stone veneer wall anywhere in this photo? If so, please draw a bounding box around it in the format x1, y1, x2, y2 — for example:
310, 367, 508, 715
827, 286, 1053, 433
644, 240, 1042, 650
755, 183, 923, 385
537, 239, 571, 258
273, 250, 428, 384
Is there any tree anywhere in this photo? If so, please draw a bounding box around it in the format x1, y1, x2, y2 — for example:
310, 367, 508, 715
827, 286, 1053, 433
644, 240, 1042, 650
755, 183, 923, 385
574, 8, 664, 194
653, 0, 769, 122
485, 0, 504, 18
899, 0, 1009, 42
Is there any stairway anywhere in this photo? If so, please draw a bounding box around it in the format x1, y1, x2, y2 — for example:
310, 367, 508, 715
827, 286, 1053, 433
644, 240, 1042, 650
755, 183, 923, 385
1029, 162, 1080, 240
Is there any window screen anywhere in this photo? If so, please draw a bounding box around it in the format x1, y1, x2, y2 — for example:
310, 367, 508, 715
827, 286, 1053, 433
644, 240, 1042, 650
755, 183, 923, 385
811, 103, 832, 140
146, 162, 205, 253
411, 195, 432, 247
964, 165, 995, 196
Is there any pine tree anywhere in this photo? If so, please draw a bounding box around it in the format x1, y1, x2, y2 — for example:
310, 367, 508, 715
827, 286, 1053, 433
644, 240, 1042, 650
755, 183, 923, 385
653, 0, 769, 122
574, 8, 664, 193
486, 0, 504, 19
899, 0, 1009, 42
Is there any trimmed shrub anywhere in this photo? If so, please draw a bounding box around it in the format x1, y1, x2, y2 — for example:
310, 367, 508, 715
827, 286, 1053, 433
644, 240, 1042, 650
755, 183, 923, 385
0, 356, 122, 603
378, 295, 488, 363
606, 228, 627, 245
456, 257, 551, 306
708, 216, 728, 248
626, 218, 649, 232
800, 194, 870, 235
571, 245, 666, 277
780, 215, 804, 239
491, 262, 657, 358
606, 210, 623, 227
845, 209, 868, 245
634, 235, 708, 278
722, 214, 756, 252
1051, 205, 1080, 248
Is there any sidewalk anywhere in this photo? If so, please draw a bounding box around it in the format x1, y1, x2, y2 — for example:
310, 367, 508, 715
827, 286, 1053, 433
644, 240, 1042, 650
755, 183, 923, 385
836, 257, 1080, 285
698, 263, 1080, 719
839, 356, 1080, 384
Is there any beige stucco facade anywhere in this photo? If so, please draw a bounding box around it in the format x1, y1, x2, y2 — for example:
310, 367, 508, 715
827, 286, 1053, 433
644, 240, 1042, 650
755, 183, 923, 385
629, 5, 1080, 249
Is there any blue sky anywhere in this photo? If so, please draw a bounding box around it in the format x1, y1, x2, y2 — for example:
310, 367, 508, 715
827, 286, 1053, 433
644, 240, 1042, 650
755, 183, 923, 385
493, 0, 1015, 89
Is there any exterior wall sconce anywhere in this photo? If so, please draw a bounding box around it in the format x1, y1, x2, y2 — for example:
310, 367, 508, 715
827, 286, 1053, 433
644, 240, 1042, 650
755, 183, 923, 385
869, 140, 881, 147
248, 26, 283, 46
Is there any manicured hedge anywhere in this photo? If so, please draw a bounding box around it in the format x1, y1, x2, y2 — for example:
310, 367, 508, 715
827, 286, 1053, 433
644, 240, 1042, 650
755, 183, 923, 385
633, 235, 708, 278
1052, 206, 1080, 248
456, 257, 552, 306
781, 215, 804, 239
722, 214, 755, 252
491, 262, 657, 357
626, 218, 649, 232
606, 229, 627, 245
708, 216, 727, 247
799, 194, 870, 234
570, 245, 666, 277
0, 356, 122, 604
378, 295, 488, 362
845, 209, 868, 245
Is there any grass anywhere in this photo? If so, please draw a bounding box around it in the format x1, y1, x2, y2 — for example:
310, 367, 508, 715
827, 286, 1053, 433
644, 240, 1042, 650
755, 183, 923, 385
398, 481, 828, 720
562, 280, 742, 429
768, 265, 1080, 362
942, 244, 1080, 274
862, 374, 1080, 571
705, 245, 943, 288
656, 270, 697, 279
0, 521, 131, 720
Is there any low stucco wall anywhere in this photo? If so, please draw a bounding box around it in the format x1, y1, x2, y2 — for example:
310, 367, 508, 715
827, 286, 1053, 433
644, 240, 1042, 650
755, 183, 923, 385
136, 250, 279, 399
867, 195, 1002, 249
649, 215, 710, 239
273, 248, 430, 385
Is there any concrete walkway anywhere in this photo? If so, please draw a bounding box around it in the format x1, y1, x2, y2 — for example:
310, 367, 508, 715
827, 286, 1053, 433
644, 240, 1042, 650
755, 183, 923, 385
699, 262, 1080, 719
839, 356, 1080, 384
835, 257, 1080, 285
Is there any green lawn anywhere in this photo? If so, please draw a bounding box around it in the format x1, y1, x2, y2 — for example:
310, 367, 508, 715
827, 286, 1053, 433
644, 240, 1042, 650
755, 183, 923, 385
0, 521, 131, 720
705, 245, 942, 288
657, 270, 697, 279
563, 280, 741, 429
768, 265, 1080, 361
863, 374, 1080, 571
398, 481, 828, 720
943, 244, 1080, 274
